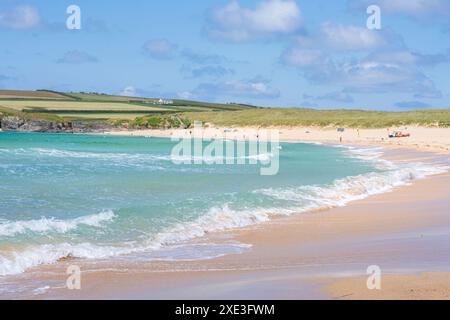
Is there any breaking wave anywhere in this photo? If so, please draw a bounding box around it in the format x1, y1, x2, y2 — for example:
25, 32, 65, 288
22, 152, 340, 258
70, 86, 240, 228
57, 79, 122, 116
255, 163, 446, 210
0, 210, 116, 238
0, 146, 447, 277
1, 148, 274, 164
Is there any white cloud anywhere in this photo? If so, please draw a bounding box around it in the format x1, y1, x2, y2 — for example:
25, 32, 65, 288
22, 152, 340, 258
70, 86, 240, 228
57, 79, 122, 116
282, 48, 325, 67
338, 61, 419, 92
336, 60, 441, 96
367, 50, 418, 65
395, 101, 433, 109
177, 91, 197, 100
119, 86, 138, 97
118, 85, 177, 100
283, 47, 442, 96
57, 51, 98, 64
379, 0, 450, 17
306, 91, 355, 103
367, 49, 450, 67
0, 5, 40, 29
181, 49, 228, 65
281, 18, 448, 96
281, 23, 389, 66
350, 0, 450, 19
208, 0, 302, 41
193, 78, 280, 99
320, 23, 386, 50
143, 39, 178, 59
182, 65, 234, 79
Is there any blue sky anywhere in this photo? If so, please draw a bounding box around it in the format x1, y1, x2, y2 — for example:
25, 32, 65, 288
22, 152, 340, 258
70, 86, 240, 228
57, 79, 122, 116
1, 0, 450, 110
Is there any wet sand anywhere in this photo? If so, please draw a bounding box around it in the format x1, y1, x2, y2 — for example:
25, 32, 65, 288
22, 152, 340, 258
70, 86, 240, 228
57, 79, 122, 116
328, 273, 450, 300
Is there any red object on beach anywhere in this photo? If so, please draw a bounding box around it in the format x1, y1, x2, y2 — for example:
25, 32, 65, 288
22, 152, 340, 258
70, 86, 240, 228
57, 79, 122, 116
398, 132, 410, 138
389, 131, 410, 138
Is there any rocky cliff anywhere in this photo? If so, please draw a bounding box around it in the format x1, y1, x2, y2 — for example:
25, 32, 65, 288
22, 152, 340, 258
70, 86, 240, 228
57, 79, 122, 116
0, 116, 113, 133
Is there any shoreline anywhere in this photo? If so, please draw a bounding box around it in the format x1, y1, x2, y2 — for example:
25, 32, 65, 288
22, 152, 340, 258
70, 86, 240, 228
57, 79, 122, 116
99, 126, 450, 154
36, 169, 450, 300
1, 130, 449, 299
29, 142, 450, 300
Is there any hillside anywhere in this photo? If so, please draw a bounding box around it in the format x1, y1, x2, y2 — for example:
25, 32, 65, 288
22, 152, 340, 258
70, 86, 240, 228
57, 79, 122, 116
0, 90, 73, 100
1, 90, 449, 129
182, 108, 450, 128
0, 90, 255, 122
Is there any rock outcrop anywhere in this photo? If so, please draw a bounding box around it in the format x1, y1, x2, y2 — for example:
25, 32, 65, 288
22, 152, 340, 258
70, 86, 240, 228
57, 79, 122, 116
0, 116, 112, 133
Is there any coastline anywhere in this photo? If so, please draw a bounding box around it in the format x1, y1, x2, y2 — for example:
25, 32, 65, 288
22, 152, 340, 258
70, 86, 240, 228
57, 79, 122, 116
21, 132, 447, 300
1, 128, 449, 299
36, 163, 450, 300
100, 126, 450, 154
4, 0, 450, 303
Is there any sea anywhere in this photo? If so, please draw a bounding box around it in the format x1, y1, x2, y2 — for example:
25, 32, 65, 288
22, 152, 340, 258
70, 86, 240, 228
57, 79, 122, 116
0, 132, 445, 287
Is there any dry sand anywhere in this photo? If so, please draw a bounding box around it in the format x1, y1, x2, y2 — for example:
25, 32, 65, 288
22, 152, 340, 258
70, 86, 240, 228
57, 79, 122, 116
102, 126, 450, 154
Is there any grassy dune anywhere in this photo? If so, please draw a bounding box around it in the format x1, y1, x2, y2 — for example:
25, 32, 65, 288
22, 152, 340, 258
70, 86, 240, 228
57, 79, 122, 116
183, 108, 450, 128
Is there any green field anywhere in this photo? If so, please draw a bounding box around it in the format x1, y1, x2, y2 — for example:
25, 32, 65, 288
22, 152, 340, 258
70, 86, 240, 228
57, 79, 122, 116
64, 92, 158, 103
0, 90, 255, 122
1, 90, 449, 128
183, 108, 450, 128
0, 90, 72, 100
0, 100, 170, 111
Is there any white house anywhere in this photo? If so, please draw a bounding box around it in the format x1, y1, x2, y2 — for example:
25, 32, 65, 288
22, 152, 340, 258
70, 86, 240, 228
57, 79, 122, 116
156, 98, 173, 105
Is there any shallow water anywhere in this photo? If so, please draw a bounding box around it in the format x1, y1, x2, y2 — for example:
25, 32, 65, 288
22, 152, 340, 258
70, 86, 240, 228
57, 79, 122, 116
0, 132, 445, 280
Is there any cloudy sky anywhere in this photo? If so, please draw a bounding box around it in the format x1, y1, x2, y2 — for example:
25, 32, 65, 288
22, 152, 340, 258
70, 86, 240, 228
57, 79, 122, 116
1, 0, 450, 110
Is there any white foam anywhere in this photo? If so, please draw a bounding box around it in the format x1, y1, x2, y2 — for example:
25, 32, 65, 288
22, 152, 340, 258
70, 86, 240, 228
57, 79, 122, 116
170, 152, 274, 163
256, 160, 447, 211
3, 147, 275, 165
0, 242, 130, 276
0, 146, 447, 277
149, 204, 288, 247
1, 148, 169, 162
343, 146, 396, 170
0, 205, 277, 276
32, 286, 51, 295
0, 210, 116, 237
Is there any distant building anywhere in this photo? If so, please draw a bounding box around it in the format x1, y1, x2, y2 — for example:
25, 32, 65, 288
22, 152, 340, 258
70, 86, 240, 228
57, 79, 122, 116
156, 98, 173, 105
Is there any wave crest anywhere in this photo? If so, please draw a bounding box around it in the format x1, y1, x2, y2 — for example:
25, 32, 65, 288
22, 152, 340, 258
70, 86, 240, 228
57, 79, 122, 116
0, 210, 116, 238
0, 146, 447, 277
256, 163, 447, 210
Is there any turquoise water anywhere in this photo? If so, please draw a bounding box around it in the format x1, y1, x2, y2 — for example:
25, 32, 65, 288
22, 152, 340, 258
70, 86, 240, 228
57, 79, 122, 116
0, 132, 441, 276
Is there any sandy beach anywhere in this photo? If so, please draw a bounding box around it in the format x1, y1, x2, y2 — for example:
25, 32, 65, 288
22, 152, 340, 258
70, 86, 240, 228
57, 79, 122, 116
328, 273, 450, 300
11, 127, 445, 300
33, 161, 449, 300
102, 126, 450, 154
3, 0, 450, 304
